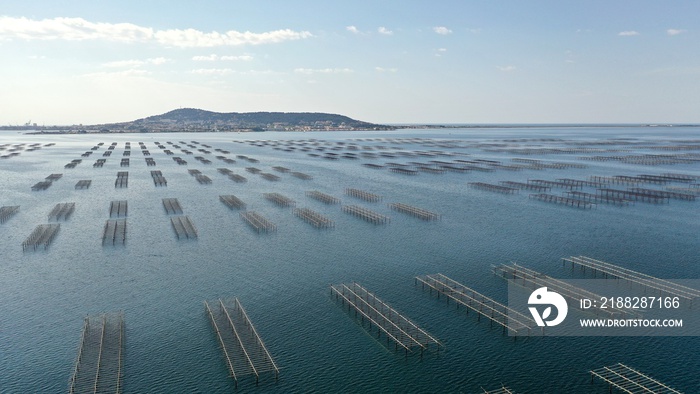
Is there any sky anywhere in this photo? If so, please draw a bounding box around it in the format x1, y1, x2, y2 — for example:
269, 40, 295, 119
1, 1, 699, 125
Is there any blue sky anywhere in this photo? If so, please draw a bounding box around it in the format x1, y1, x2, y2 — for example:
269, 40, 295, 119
1, 1, 699, 125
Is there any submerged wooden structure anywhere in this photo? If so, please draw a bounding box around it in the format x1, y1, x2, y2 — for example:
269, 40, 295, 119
240, 211, 277, 233
494, 263, 631, 317
162, 198, 183, 215
468, 182, 518, 194
345, 188, 382, 202
69, 312, 124, 394
305, 190, 340, 205
628, 187, 696, 201
416, 274, 535, 335
115, 172, 128, 188
306, 190, 340, 204
529, 193, 595, 209
109, 201, 128, 218
75, 180, 92, 190
331, 282, 442, 355
597, 188, 669, 204
590, 363, 681, 394
499, 181, 550, 192
22, 224, 60, 251
562, 256, 700, 302
150, 170, 167, 186
48, 202, 76, 221
342, 205, 389, 224
170, 215, 198, 239
260, 172, 281, 181
481, 386, 516, 394
264, 193, 295, 207
0, 205, 20, 224
220, 195, 247, 210
388, 203, 440, 221
290, 171, 312, 180
204, 298, 280, 387
293, 208, 335, 228
102, 219, 127, 246
228, 173, 247, 183
31, 180, 53, 191
564, 191, 630, 206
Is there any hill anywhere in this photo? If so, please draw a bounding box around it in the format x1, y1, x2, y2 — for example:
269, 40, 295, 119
98, 108, 394, 132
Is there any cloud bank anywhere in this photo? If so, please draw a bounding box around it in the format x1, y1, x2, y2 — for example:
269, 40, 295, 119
0, 16, 312, 47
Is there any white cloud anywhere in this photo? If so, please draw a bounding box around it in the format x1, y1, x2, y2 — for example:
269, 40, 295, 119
148, 57, 169, 65
346, 25, 360, 34
437, 48, 447, 52
192, 54, 219, 61
375, 67, 398, 73
221, 55, 253, 61
377, 27, 393, 35
193, 54, 253, 62
84, 69, 152, 78
433, 26, 452, 35
667, 29, 686, 36
0, 16, 312, 47
103, 57, 170, 67
496, 65, 517, 72
294, 68, 353, 74
618, 30, 640, 36
190, 68, 235, 75
103, 59, 145, 68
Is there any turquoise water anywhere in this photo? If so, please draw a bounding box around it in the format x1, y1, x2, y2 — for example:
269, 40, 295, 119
0, 127, 698, 393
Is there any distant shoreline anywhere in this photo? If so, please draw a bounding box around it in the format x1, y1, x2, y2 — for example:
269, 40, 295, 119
12, 123, 700, 135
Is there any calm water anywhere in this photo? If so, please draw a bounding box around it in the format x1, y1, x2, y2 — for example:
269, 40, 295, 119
0, 127, 699, 393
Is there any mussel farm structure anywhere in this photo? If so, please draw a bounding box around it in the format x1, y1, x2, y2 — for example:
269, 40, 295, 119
388, 203, 440, 221
597, 188, 669, 204
240, 211, 277, 233
499, 181, 550, 192
468, 183, 518, 194
345, 188, 382, 202
306, 190, 340, 205
481, 386, 516, 394
494, 263, 631, 317
293, 208, 335, 228
260, 172, 280, 181
75, 180, 92, 190
48, 202, 76, 221
0, 205, 20, 224
528, 193, 596, 209
103, 219, 127, 246
590, 363, 681, 394
204, 298, 280, 387
162, 198, 182, 215
170, 215, 198, 239
331, 282, 442, 356
342, 205, 389, 224
109, 201, 128, 218
290, 171, 312, 180
22, 223, 60, 251
114, 172, 128, 188
220, 195, 247, 210
150, 170, 167, 186
69, 312, 124, 394
415, 274, 535, 335
562, 256, 700, 302
263, 193, 295, 207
